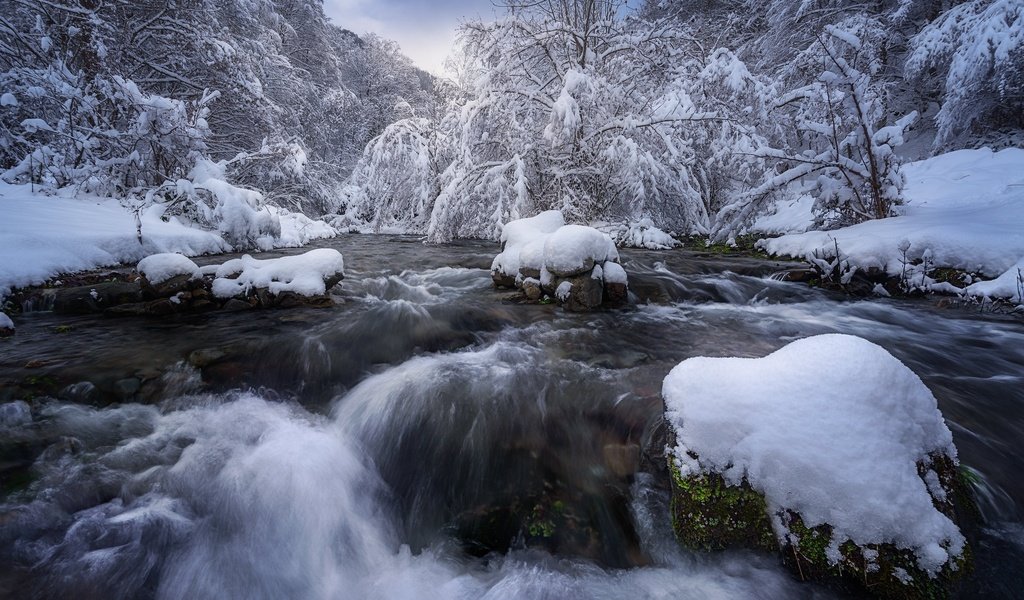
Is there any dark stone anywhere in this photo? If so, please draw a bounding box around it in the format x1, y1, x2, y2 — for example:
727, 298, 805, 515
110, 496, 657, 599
604, 281, 628, 305
222, 299, 254, 312
0, 324, 13, 338
140, 273, 193, 299
53, 281, 142, 314
113, 378, 141, 401
520, 267, 541, 280
324, 272, 345, 291
491, 270, 517, 289
559, 273, 604, 312
59, 381, 99, 403
188, 348, 226, 368
190, 299, 217, 312
602, 443, 640, 478
776, 268, 818, 283
548, 258, 596, 278
522, 279, 543, 302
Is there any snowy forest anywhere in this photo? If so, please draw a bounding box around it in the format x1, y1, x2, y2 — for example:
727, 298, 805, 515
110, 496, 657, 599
2, 1, 1024, 600
2, 0, 1021, 247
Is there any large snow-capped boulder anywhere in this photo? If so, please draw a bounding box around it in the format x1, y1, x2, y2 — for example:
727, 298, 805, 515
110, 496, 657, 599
662, 334, 973, 598
491, 212, 627, 311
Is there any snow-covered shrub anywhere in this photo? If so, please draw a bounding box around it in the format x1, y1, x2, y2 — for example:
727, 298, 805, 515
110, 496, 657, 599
736, 17, 917, 232
593, 219, 681, 250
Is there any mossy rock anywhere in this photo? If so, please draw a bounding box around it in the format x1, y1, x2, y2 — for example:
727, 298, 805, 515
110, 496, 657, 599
667, 450, 974, 599
668, 457, 775, 552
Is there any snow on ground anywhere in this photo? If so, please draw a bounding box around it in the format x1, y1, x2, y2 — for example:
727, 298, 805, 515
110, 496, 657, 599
0, 182, 337, 298
209, 248, 345, 298
756, 148, 1024, 300
663, 334, 965, 574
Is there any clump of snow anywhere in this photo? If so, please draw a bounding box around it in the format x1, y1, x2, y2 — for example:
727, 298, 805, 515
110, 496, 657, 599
602, 261, 627, 285
272, 206, 338, 247
492, 210, 565, 276
966, 257, 1024, 304
0, 311, 14, 332
543, 224, 619, 276
555, 280, 573, 302
663, 334, 965, 574
137, 253, 200, 284
594, 219, 681, 249
210, 248, 345, 299
757, 148, 1024, 301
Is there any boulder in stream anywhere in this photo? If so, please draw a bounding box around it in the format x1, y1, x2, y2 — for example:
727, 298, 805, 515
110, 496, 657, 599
491, 212, 628, 311
662, 334, 975, 599
0, 311, 13, 337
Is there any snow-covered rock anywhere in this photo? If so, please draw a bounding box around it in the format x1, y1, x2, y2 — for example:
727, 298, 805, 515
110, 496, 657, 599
491, 210, 565, 279
211, 248, 345, 299
543, 225, 619, 277
490, 211, 628, 310
0, 311, 14, 337
663, 334, 971, 595
137, 253, 201, 285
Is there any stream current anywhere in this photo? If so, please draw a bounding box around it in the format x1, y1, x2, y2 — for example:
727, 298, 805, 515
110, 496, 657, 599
0, 235, 1022, 599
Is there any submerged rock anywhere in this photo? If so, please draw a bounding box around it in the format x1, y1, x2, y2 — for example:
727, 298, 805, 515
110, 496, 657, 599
662, 334, 975, 598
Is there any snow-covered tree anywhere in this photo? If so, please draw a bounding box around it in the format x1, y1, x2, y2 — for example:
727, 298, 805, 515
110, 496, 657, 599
720, 16, 916, 235
907, 0, 1024, 146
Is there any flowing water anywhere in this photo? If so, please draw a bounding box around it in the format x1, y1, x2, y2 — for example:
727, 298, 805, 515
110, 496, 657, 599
1, 235, 1022, 599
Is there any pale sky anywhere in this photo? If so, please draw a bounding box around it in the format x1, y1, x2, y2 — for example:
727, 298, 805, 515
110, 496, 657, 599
322, 0, 499, 75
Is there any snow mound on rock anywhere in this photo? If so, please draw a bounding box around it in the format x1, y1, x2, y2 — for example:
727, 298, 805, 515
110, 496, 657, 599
543, 225, 619, 276
210, 248, 345, 299
663, 334, 964, 574
0, 311, 13, 332
137, 253, 201, 284
492, 210, 565, 277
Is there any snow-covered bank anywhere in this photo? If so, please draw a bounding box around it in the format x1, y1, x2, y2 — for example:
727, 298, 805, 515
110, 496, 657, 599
0, 182, 336, 299
756, 148, 1024, 302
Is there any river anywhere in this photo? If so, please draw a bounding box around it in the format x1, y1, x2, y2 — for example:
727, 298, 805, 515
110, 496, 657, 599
1, 235, 1021, 599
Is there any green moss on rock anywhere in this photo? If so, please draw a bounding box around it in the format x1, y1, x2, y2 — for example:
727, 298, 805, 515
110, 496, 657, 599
668, 456, 775, 552
667, 450, 974, 599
